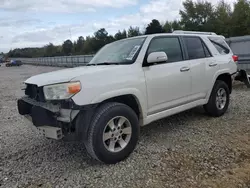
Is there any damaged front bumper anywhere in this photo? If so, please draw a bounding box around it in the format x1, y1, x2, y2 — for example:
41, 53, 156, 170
17, 97, 80, 139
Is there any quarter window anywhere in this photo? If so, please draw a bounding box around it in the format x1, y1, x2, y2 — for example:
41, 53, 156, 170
147, 37, 183, 63
209, 37, 230, 55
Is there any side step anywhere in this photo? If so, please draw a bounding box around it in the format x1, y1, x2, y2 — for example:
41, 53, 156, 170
37, 126, 63, 140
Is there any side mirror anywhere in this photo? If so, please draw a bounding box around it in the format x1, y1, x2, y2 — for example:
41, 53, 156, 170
147, 52, 168, 64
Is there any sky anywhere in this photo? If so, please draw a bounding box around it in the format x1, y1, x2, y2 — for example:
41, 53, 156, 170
0, 0, 236, 53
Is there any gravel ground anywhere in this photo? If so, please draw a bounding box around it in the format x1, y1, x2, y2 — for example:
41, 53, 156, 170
0, 65, 250, 188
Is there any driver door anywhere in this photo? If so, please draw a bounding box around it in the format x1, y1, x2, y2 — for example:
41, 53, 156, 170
143, 36, 192, 115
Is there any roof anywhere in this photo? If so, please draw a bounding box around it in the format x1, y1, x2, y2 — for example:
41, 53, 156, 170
119, 31, 224, 41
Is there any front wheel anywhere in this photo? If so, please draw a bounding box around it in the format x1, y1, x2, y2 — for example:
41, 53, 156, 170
204, 80, 230, 117
84, 102, 139, 164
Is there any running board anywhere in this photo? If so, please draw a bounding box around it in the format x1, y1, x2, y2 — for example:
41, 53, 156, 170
37, 126, 63, 140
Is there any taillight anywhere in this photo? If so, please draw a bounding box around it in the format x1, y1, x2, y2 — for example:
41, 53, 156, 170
232, 55, 238, 62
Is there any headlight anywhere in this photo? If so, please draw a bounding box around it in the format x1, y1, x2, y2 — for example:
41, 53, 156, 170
43, 82, 81, 100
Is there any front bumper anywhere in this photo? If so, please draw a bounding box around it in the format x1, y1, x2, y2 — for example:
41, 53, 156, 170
17, 96, 98, 140
17, 97, 79, 127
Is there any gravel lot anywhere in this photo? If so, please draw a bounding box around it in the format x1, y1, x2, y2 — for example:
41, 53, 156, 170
0, 64, 250, 188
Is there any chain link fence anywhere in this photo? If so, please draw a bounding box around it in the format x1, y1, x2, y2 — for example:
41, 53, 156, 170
15, 55, 95, 67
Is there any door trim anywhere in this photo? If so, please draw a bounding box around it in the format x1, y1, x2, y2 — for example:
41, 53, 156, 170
144, 99, 207, 126
147, 93, 205, 116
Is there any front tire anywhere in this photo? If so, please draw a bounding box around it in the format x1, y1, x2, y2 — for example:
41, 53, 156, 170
204, 80, 230, 117
84, 102, 139, 164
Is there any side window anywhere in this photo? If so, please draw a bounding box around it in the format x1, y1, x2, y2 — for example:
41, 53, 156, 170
184, 37, 206, 59
147, 37, 183, 63
209, 37, 230, 55
202, 42, 212, 57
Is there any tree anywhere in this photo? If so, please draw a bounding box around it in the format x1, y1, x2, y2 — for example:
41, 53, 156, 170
172, 20, 182, 31
127, 26, 141, 37
93, 28, 113, 52
163, 20, 182, 33
114, 29, 127, 40
145, 19, 164, 34
231, 0, 250, 36
106, 35, 115, 44
44, 43, 57, 57
73, 41, 77, 54
8, 47, 45, 58
62, 39, 73, 55
83, 36, 95, 54
75, 36, 85, 54
180, 0, 215, 32
163, 21, 173, 33
214, 0, 232, 37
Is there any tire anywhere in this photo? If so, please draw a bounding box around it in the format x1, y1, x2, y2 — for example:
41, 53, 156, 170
84, 102, 139, 164
204, 80, 230, 117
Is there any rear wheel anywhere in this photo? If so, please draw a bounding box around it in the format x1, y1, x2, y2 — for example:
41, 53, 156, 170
84, 102, 139, 164
204, 80, 230, 117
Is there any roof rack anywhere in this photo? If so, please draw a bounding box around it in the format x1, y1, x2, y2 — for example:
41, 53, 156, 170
173, 30, 217, 35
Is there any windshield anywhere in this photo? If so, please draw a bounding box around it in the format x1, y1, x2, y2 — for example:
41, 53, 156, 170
88, 37, 146, 65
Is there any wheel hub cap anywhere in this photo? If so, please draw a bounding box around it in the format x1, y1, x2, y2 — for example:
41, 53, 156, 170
216, 88, 227, 110
103, 116, 132, 153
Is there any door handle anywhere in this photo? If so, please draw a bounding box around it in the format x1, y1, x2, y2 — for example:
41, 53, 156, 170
209, 63, 217, 67
180, 67, 190, 72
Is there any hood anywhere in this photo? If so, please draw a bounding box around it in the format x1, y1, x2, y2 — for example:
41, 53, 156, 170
25, 65, 118, 86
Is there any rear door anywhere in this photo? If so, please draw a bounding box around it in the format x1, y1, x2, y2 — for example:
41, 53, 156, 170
182, 36, 216, 100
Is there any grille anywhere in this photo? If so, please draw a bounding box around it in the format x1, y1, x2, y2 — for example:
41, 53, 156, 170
25, 84, 45, 102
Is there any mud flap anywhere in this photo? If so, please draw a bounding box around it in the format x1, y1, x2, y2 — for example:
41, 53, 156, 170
235, 70, 250, 88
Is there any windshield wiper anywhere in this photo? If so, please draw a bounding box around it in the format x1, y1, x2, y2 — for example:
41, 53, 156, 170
86, 62, 129, 66
96, 62, 121, 65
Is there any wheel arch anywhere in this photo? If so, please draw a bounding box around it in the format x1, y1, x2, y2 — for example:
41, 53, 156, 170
215, 73, 232, 93
90, 89, 146, 121
206, 71, 232, 102
100, 94, 143, 120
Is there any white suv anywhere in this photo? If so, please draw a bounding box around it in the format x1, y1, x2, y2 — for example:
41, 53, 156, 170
18, 31, 238, 164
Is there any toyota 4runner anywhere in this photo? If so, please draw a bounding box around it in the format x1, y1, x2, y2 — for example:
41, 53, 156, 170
17, 31, 238, 164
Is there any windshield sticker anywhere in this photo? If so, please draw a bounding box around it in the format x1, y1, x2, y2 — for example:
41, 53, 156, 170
126, 45, 141, 60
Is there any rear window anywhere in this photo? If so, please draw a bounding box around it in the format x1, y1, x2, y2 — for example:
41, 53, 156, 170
209, 37, 230, 55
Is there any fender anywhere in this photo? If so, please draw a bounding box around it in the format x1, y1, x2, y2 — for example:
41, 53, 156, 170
206, 68, 232, 100
90, 88, 147, 119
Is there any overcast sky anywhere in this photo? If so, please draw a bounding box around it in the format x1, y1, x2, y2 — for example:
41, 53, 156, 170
0, 0, 236, 52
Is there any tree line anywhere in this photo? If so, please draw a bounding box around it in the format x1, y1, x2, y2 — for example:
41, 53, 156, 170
8, 0, 250, 58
